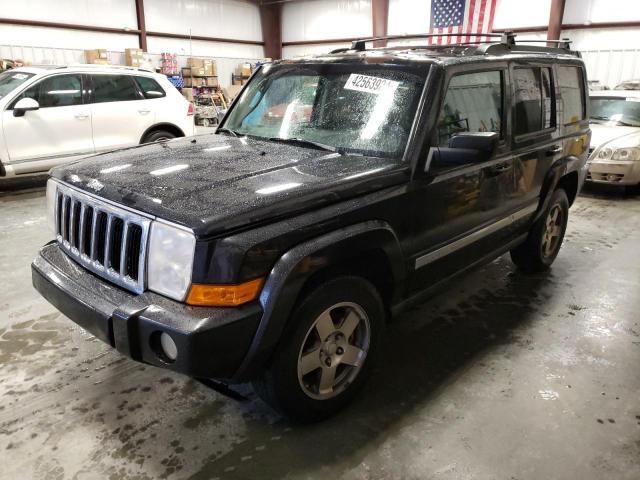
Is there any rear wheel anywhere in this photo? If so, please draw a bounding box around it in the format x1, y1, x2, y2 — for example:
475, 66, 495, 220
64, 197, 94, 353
142, 130, 176, 143
510, 188, 569, 272
252, 276, 384, 423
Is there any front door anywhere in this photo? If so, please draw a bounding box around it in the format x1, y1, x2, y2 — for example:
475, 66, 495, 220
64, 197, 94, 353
2, 73, 93, 174
407, 68, 518, 295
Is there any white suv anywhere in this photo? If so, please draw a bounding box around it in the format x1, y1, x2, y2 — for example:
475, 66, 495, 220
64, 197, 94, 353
0, 65, 194, 179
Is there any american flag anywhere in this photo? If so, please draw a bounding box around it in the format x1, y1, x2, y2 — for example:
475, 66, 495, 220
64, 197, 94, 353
428, 0, 498, 45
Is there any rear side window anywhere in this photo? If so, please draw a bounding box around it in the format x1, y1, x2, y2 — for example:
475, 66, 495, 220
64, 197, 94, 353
92, 75, 141, 103
438, 71, 503, 146
134, 76, 166, 99
557, 66, 585, 124
11, 74, 83, 108
513, 67, 555, 136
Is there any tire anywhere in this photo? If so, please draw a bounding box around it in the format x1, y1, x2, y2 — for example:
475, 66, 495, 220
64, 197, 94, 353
142, 130, 176, 143
252, 276, 384, 423
510, 188, 569, 273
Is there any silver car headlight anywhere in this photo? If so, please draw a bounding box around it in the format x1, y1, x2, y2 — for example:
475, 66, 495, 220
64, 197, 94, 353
147, 221, 196, 301
611, 146, 640, 161
46, 179, 58, 235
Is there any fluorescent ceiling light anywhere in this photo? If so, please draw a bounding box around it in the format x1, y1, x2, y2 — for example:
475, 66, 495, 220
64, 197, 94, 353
256, 182, 301, 195
203, 145, 232, 152
100, 164, 131, 173
150, 164, 189, 176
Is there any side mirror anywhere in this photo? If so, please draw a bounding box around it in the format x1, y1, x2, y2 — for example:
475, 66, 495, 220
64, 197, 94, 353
13, 98, 40, 117
448, 131, 499, 152
425, 132, 499, 173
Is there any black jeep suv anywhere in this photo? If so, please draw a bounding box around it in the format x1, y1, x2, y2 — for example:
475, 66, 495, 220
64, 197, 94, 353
32, 34, 590, 422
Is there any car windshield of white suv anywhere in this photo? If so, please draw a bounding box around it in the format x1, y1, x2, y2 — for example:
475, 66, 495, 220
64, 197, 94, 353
221, 64, 426, 158
590, 97, 640, 127
0, 71, 35, 99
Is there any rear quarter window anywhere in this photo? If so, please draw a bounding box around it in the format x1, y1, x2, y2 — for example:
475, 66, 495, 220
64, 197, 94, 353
557, 66, 586, 125
134, 76, 166, 99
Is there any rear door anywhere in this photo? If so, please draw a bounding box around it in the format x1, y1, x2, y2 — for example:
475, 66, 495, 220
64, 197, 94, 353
509, 63, 562, 211
408, 66, 518, 294
1, 73, 93, 174
88, 74, 156, 152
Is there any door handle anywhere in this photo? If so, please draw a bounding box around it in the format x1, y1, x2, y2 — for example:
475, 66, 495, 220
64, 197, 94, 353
138, 109, 151, 115
74, 113, 89, 120
546, 145, 562, 156
490, 161, 512, 173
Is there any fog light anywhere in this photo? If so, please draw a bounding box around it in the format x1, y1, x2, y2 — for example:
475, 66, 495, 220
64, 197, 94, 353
159, 332, 178, 362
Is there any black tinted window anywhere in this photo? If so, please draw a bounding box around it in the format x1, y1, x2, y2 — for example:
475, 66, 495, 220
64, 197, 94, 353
92, 75, 141, 103
558, 66, 585, 124
438, 71, 503, 146
12, 74, 82, 108
135, 76, 165, 99
514, 67, 555, 135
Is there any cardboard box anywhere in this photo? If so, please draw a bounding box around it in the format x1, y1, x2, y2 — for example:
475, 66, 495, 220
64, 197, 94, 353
187, 57, 204, 68
241, 63, 252, 77
182, 88, 195, 102
184, 77, 207, 88
203, 60, 217, 76
205, 77, 219, 87
85, 49, 107, 64
125, 48, 144, 67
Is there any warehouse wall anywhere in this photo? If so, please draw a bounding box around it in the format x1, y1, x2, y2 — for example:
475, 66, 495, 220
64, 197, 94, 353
0, 0, 264, 62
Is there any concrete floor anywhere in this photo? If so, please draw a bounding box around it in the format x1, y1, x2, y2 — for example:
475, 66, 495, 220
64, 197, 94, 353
1, 181, 639, 480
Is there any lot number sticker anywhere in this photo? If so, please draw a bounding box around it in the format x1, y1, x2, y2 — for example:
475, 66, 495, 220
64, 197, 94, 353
344, 74, 399, 95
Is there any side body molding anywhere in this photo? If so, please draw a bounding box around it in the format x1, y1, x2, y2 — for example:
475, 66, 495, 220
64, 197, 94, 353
231, 220, 405, 382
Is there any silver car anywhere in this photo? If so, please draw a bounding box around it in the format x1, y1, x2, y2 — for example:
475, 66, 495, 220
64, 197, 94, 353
588, 90, 640, 186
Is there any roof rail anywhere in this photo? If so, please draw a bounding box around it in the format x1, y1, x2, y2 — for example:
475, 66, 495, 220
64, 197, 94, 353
334, 32, 577, 56
60, 63, 154, 72
348, 32, 506, 52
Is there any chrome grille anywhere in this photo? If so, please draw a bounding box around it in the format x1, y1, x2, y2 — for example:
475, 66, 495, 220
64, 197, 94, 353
53, 181, 151, 294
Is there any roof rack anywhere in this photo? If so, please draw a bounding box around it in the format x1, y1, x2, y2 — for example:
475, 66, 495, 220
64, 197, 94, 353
57, 63, 154, 73
333, 32, 577, 57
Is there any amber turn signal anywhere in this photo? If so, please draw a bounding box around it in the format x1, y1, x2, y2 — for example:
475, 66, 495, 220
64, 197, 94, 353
186, 278, 264, 307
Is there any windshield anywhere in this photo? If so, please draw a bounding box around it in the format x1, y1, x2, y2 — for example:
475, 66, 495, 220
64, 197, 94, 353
0, 71, 35, 99
222, 64, 427, 158
590, 97, 640, 127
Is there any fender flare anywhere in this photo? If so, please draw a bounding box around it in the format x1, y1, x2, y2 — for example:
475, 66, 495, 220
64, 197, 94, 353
535, 155, 580, 222
231, 220, 405, 382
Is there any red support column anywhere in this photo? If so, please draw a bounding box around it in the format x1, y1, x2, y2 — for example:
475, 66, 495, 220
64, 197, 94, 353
547, 0, 566, 42
372, 0, 389, 47
135, 0, 147, 52
260, 3, 282, 60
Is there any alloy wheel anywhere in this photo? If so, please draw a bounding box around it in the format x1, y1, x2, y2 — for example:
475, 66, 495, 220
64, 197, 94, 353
297, 302, 371, 400
542, 204, 564, 258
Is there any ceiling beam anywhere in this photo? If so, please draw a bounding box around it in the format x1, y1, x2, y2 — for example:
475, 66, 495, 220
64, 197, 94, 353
372, 0, 389, 47
135, 0, 148, 51
0, 17, 139, 36
547, 0, 566, 41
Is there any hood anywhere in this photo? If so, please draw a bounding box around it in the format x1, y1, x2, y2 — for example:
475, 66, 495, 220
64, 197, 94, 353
51, 134, 406, 237
590, 123, 640, 150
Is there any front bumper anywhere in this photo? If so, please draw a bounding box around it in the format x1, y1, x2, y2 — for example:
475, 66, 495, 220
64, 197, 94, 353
587, 159, 640, 185
32, 242, 262, 381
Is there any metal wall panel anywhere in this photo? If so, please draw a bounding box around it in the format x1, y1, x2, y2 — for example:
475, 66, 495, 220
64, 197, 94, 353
1, 0, 137, 29
144, 0, 262, 42
0, 24, 140, 52
388, 0, 431, 35
282, 0, 372, 42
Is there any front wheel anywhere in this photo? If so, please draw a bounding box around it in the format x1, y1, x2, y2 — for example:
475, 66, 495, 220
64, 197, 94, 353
252, 276, 384, 423
510, 188, 569, 272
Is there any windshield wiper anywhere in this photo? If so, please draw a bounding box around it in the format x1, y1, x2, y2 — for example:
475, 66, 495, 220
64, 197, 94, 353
267, 137, 341, 153
216, 127, 239, 137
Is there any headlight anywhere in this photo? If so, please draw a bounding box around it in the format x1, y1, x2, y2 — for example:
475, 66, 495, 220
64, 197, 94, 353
46, 179, 58, 235
597, 147, 613, 160
147, 221, 196, 301
612, 147, 640, 161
